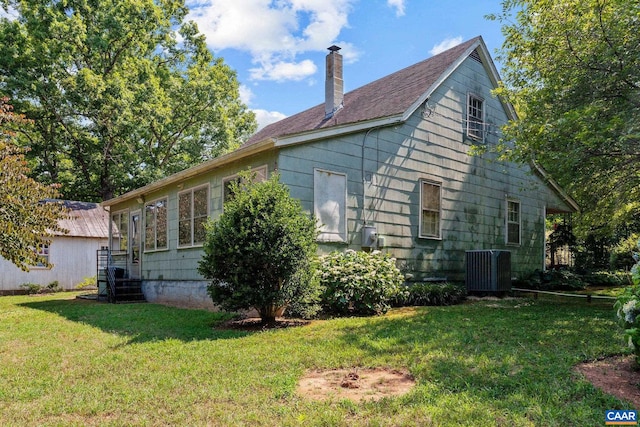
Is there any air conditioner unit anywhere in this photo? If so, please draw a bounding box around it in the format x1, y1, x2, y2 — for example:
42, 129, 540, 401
465, 250, 511, 293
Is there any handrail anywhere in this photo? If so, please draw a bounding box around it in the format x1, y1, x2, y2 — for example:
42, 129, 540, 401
105, 250, 118, 303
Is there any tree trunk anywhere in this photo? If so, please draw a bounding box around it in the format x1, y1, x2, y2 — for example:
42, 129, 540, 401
258, 304, 286, 327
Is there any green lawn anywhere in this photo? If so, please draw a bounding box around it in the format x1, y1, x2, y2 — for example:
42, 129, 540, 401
0, 292, 631, 426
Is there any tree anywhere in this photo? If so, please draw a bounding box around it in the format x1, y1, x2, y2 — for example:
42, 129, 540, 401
489, 0, 640, 237
0, 97, 67, 271
0, 0, 256, 201
198, 173, 319, 325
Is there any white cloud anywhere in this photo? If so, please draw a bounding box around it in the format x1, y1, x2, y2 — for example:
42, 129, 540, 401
249, 59, 317, 82
429, 36, 464, 55
187, 0, 357, 82
0, 4, 19, 20
253, 109, 288, 131
387, 0, 405, 17
238, 84, 254, 105
239, 85, 286, 131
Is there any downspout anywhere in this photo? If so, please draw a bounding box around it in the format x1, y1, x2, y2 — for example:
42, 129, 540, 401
102, 205, 111, 249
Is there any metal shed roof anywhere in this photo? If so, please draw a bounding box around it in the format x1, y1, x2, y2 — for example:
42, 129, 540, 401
54, 200, 110, 238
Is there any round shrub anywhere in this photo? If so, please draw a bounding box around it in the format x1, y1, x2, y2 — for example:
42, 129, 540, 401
198, 173, 320, 324
319, 249, 403, 316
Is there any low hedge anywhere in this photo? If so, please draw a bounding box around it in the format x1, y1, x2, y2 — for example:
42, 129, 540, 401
393, 282, 466, 307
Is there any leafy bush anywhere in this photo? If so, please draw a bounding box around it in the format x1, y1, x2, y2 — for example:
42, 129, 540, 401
319, 250, 403, 316
610, 233, 640, 271
46, 281, 61, 292
583, 271, 628, 287
20, 283, 42, 294
198, 173, 320, 324
615, 239, 640, 365
75, 276, 97, 289
394, 282, 466, 307
513, 269, 586, 291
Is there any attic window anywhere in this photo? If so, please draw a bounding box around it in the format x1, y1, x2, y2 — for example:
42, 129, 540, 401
469, 49, 482, 63
466, 93, 484, 141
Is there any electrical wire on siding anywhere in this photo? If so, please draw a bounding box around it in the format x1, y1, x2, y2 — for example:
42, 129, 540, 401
361, 126, 385, 226
421, 101, 505, 139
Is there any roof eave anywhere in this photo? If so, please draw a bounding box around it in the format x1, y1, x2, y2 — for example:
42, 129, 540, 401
530, 160, 580, 213
101, 138, 276, 207
274, 115, 405, 148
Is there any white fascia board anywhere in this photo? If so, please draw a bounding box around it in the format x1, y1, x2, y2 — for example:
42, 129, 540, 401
403, 38, 517, 123
274, 115, 404, 147
101, 139, 275, 207
530, 160, 580, 213
402, 39, 483, 122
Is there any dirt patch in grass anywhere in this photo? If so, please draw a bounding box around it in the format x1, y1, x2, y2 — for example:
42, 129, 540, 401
575, 355, 640, 408
216, 317, 311, 331
297, 368, 416, 402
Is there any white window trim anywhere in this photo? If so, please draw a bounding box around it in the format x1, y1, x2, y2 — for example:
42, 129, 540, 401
506, 199, 521, 246
222, 165, 268, 203
314, 168, 347, 243
32, 243, 51, 269
144, 197, 169, 252
177, 184, 210, 248
466, 92, 485, 142
110, 209, 129, 253
419, 179, 442, 240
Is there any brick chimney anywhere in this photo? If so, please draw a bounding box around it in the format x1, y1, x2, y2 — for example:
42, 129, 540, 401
325, 45, 343, 119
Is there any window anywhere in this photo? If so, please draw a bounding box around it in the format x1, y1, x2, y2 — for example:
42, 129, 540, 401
420, 180, 441, 239
110, 210, 128, 252
144, 198, 168, 251
222, 166, 267, 203
35, 244, 50, 268
178, 185, 209, 247
506, 200, 521, 245
314, 169, 347, 242
222, 175, 241, 203
467, 93, 484, 141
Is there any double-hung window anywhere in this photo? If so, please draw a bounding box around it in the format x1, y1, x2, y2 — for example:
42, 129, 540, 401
35, 244, 50, 268
178, 185, 209, 247
467, 93, 484, 141
506, 200, 521, 245
420, 180, 441, 239
110, 210, 128, 253
144, 198, 168, 251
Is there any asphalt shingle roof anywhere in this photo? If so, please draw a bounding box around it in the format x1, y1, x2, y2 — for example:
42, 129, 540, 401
244, 36, 481, 147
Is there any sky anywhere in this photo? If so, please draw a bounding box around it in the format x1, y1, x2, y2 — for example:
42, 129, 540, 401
185, 0, 508, 131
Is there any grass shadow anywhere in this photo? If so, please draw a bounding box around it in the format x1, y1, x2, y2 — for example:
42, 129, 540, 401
328, 299, 624, 423
19, 297, 252, 344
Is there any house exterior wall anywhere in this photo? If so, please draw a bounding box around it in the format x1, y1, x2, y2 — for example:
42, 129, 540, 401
0, 236, 108, 293
106, 152, 277, 308
103, 52, 576, 308
277, 56, 573, 281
